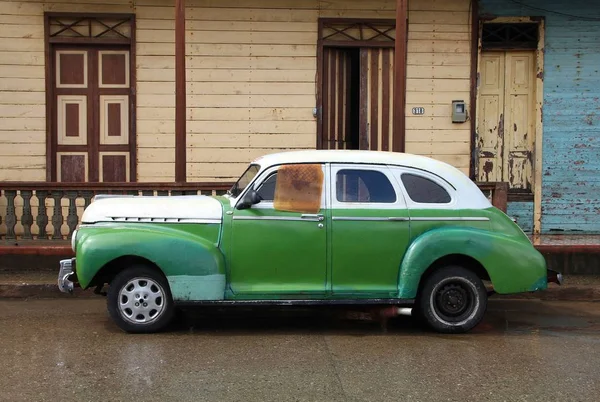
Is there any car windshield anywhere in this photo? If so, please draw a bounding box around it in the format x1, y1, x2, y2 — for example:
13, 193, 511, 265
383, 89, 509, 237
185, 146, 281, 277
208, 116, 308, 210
229, 164, 260, 197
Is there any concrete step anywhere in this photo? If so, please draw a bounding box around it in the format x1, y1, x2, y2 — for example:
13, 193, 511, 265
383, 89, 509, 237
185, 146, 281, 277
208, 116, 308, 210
0, 270, 598, 302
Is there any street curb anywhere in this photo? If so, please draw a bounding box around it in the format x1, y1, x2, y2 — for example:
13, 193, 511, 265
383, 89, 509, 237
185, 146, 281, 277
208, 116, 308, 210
0, 283, 598, 302
494, 287, 600, 302
0, 284, 101, 299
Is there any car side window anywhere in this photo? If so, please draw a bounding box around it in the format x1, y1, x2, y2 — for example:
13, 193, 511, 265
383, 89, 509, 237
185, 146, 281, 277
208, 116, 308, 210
401, 173, 451, 203
336, 169, 397, 203
257, 172, 277, 201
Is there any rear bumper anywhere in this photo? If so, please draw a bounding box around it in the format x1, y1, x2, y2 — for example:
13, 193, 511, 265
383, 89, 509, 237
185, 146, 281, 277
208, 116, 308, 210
547, 269, 563, 286
58, 258, 77, 293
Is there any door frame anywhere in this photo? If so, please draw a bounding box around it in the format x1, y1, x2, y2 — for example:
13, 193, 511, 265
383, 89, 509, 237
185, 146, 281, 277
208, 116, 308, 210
316, 18, 398, 151
44, 12, 137, 182
474, 16, 545, 235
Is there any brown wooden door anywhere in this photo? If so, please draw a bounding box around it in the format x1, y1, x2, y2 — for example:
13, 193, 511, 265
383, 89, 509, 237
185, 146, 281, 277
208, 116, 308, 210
321, 47, 395, 151
53, 46, 132, 182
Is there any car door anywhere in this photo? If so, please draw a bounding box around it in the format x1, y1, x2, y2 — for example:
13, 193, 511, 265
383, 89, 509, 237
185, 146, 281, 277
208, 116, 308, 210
329, 164, 410, 297
228, 163, 328, 297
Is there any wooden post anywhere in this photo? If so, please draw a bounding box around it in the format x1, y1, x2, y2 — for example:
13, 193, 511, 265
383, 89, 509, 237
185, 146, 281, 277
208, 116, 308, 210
393, 0, 408, 153
175, 0, 186, 182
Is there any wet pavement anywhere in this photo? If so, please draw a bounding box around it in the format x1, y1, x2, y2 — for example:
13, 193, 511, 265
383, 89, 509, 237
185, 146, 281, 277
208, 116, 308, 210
0, 299, 599, 402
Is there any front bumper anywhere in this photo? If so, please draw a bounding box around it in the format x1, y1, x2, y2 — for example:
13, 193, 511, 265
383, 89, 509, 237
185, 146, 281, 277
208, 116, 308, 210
58, 258, 77, 293
547, 269, 563, 286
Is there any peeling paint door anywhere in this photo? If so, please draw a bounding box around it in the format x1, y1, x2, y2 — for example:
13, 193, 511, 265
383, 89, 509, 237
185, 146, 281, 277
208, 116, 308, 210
477, 51, 536, 191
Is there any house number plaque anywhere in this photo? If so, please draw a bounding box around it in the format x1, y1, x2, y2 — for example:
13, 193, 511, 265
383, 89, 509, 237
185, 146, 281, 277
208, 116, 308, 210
412, 107, 425, 115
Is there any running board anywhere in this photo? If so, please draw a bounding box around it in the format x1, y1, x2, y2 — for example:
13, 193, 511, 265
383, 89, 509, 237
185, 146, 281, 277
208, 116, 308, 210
175, 299, 415, 307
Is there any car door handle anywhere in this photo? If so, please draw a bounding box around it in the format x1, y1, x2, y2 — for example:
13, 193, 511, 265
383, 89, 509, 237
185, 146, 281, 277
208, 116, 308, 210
301, 214, 324, 221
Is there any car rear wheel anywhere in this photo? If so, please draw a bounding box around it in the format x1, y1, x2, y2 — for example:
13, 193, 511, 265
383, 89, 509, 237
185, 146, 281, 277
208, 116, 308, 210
417, 265, 487, 334
107, 265, 175, 333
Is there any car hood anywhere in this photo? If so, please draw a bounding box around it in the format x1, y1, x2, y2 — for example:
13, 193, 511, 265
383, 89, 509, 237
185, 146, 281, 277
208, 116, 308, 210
81, 195, 223, 224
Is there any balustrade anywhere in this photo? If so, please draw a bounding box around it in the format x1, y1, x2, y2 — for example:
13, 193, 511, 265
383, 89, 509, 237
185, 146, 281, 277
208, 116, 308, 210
0, 183, 231, 242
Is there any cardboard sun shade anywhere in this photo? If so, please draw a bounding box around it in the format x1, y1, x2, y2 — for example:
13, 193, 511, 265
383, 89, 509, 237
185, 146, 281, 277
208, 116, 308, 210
274, 164, 323, 213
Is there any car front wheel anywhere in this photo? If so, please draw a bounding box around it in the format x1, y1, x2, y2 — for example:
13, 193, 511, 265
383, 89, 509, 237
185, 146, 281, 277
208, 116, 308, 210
417, 265, 487, 334
107, 265, 175, 333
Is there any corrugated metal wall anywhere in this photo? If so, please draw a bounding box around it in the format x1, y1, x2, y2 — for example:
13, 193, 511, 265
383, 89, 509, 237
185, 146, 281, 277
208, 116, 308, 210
480, 0, 600, 234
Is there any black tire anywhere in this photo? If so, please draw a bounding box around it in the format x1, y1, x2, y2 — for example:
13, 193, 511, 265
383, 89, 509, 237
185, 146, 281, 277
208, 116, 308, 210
107, 265, 175, 333
416, 265, 487, 334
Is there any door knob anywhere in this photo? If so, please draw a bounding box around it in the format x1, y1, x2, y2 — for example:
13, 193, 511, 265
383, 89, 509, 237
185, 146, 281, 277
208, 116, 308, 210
317, 223, 324, 229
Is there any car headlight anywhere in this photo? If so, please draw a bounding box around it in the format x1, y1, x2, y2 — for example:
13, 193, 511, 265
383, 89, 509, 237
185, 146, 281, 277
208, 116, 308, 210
71, 229, 78, 253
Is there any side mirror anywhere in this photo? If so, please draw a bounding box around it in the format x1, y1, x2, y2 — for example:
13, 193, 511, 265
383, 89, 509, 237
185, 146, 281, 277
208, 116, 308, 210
237, 190, 262, 210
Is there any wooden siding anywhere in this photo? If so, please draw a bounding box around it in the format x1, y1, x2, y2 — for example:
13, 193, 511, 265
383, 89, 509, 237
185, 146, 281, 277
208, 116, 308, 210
481, 0, 600, 234
1, 0, 476, 185
405, 0, 472, 174
185, 0, 399, 181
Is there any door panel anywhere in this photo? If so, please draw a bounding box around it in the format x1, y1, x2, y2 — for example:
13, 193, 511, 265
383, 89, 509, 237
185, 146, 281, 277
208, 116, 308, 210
477, 53, 505, 183
360, 48, 395, 151
329, 164, 409, 296
229, 165, 328, 296
504, 52, 535, 191
322, 48, 352, 150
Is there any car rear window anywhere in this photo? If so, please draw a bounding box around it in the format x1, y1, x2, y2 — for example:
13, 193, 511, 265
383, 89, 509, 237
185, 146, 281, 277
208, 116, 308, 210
401, 173, 451, 204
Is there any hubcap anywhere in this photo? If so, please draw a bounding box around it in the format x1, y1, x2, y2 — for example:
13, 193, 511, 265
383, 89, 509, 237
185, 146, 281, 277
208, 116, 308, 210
118, 278, 165, 324
431, 278, 477, 324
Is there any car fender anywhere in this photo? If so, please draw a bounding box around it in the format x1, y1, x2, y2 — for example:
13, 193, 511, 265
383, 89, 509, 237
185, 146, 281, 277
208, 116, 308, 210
397, 226, 547, 298
76, 223, 226, 301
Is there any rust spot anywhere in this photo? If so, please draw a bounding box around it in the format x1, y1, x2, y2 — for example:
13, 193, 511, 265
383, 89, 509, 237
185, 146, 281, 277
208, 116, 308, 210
481, 151, 494, 158
514, 123, 518, 132
585, 113, 595, 125
536, 71, 544, 80
483, 161, 493, 182
574, 160, 585, 165
551, 192, 562, 198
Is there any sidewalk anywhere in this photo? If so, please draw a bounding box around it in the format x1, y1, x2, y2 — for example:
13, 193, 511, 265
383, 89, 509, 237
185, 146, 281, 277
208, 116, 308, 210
0, 270, 598, 301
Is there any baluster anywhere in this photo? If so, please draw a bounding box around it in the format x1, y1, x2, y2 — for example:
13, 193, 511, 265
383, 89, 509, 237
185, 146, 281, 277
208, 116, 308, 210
36, 190, 49, 239
51, 190, 64, 240
82, 191, 94, 209
66, 191, 78, 239
4, 190, 17, 241
20, 190, 33, 240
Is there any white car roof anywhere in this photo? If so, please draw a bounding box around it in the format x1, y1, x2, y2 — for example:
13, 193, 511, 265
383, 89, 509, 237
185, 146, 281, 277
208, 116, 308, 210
254, 150, 459, 182
252, 150, 492, 210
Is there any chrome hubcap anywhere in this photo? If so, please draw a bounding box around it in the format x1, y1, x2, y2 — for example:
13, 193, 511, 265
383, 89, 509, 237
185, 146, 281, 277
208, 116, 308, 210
118, 278, 165, 324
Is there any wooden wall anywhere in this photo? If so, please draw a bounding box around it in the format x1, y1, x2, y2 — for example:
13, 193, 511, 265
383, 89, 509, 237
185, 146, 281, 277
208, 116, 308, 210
1, 0, 473, 183
405, 0, 472, 174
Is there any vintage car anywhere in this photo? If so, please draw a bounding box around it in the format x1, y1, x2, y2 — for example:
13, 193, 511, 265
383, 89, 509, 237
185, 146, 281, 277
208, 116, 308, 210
58, 150, 562, 334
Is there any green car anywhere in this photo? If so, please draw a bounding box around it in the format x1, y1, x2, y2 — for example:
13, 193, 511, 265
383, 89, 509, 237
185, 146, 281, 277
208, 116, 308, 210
58, 150, 562, 334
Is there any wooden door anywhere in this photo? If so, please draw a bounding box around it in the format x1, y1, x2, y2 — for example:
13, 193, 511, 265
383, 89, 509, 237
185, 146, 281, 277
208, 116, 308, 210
477, 51, 535, 191
322, 48, 353, 150
53, 47, 132, 182
359, 48, 395, 152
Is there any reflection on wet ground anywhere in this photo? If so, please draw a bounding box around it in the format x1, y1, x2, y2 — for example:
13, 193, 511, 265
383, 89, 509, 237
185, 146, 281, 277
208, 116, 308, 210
0, 299, 599, 401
